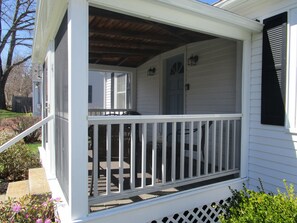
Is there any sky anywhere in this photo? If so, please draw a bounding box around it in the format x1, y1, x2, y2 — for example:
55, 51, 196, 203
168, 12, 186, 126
198, 0, 219, 5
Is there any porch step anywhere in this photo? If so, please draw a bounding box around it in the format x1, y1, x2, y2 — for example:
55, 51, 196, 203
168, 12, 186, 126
29, 168, 50, 195
6, 180, 30, 200
4, 168, 51, 201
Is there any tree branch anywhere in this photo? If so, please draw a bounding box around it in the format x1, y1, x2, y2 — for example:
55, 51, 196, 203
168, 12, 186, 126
2, 55, 31, 82
0, 0, 35, 53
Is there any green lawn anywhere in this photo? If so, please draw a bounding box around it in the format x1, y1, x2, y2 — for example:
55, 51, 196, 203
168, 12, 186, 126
27, 142, 41, 155
0, 109, 29, 120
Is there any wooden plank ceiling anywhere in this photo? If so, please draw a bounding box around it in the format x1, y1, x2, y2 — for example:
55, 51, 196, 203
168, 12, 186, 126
89, 7, 215, 67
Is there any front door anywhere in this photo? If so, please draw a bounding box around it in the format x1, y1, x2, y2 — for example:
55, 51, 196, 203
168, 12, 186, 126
165, 54, 184, 115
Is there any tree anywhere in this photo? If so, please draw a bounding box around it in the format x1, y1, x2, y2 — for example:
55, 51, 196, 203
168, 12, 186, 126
0, 0, 35, 109
5, 58, 32, 107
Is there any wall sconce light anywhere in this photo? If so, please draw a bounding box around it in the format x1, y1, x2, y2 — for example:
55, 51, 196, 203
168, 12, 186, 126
188, 55, 199, 66
147, 67, 156, 76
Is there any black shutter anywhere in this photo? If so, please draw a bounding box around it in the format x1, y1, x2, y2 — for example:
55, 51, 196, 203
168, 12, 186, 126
261, 12, 287, 126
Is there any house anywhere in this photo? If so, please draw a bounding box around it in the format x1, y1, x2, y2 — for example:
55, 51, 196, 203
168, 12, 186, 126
10, 0, 296, 222
32, 64, 43, 116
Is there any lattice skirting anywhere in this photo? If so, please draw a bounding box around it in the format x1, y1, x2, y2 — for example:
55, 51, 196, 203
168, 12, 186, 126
149, 199, 228, 223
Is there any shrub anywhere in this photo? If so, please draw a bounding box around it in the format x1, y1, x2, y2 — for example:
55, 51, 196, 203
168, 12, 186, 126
0, 133, 41, 181
219, 180, 297, 223
10, 116, 41, 143
0, 194, 61, 222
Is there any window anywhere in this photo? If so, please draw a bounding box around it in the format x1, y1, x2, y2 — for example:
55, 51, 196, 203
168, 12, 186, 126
88, 85, 92, 103
115, 74, 127, 109
114, 73, 131, 109
261, 12, 287, 126
105, 72, 132, 109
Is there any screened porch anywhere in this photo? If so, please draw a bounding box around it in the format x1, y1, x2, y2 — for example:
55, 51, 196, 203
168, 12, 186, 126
83, 5, 244, 211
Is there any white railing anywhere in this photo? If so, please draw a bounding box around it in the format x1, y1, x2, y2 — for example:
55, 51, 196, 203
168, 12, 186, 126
0, 115, 54, 153
88, 108, 132, 116
88, 114, 242, 205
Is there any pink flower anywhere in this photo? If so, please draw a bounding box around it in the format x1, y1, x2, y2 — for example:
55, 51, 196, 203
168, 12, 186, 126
55, 218, 61, 223
54, 197, 61, 202
12, 203, 22, 213
36, 219, 43, 223
44, 219, 52, 223
42, 202, 48, 207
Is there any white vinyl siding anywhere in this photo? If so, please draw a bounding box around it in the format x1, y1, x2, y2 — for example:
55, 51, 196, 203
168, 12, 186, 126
186, 39, 238, 114
136, 38, 239, 115
88, 71, 105, 109
136, 58, 160, 115
248, 9, 297, 192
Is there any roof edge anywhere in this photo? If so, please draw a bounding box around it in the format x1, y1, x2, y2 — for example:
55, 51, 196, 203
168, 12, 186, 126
158, 0, 262, 32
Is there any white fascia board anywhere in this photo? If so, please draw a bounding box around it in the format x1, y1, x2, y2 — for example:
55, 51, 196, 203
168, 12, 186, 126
32, 0, 43, 63
32, 0, 68, 64
158, 0, 262, 32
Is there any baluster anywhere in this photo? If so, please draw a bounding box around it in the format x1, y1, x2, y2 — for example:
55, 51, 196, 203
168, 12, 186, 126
93, 124, 98, 197
204, 121, 209, 175
212, 121, 216, 174
180, 122, 185, 180
162, 122, 167, 184
130, 123, 135, 190
106, 124, 111, 195
232, 120, 236, 169
171, 122, 176, 182
152, 123, 157, 186
141, 123, 147, 188
226, 120, 230, 171
219, 120, 223, 172
189, 121, 194, 178
197, 121, 202, 177
119, 124, 124, 193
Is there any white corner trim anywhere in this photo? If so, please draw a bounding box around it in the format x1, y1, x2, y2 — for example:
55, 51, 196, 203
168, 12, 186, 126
286, 128, 297, 135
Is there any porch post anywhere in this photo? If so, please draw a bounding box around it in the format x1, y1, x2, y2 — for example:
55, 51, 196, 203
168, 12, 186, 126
47, 41, 56, 179
240, 38, 252, 179
68, 0, 89, 220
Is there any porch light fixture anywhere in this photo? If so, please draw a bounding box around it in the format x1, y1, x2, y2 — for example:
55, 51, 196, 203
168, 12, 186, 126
147, 67, 156, 76
188, 55, 199, 66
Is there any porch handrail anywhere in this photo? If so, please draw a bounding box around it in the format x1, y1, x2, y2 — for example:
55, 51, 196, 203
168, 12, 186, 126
0, 115, 54, 153
88, 108, 132, 116
88, 113, 242, 124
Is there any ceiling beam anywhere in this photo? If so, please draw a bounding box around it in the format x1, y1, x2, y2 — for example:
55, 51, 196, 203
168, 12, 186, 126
89, 6, 149, 27
89, 28, 183, 44
89, 47, 157, 56
89, 39, 173, 51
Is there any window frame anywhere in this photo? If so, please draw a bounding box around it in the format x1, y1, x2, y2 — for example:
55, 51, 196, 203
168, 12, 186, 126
286, 7, 297, 132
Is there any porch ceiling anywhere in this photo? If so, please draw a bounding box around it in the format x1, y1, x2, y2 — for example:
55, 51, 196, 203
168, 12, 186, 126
89, 7, 215, 67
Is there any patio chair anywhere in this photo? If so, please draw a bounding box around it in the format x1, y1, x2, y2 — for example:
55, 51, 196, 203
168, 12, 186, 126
146, 121, 213, 181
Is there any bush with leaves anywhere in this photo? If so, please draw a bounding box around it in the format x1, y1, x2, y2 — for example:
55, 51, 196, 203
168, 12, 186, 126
10, 115, 41, 143
0, 194, 61, 222
0, 133, 41, 181
219, 180, 297, 223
